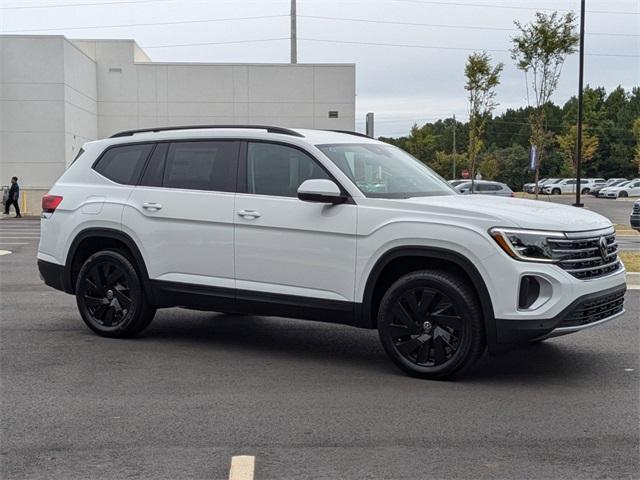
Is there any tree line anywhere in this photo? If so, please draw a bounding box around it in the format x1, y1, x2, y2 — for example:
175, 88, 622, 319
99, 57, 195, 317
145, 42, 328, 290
379, 11, 640, 191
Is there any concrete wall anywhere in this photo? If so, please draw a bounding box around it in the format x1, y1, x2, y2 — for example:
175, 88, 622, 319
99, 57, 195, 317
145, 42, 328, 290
1, 34, 356, 214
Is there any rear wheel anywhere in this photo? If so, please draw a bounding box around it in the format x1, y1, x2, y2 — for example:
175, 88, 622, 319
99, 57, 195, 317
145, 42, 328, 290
552, 188, 561, 195
581, 188, 589, 194
75, 250, 156, 337
377, 271, 485, 379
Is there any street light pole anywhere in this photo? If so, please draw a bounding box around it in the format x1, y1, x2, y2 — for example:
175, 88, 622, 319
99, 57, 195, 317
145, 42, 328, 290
452, 114, 457, 179
574, 0, 585, 207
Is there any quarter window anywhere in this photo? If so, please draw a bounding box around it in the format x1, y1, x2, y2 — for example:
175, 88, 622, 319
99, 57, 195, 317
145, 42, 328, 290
163, 141, 239, 191
246, 142, 329, 197
94, 144, 153, 185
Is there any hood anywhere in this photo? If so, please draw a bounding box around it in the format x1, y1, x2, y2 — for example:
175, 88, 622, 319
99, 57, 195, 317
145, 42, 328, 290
397, 194, 611, 232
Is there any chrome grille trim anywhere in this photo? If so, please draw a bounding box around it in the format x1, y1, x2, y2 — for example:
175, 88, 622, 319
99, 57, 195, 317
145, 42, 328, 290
548, 230, 620, 280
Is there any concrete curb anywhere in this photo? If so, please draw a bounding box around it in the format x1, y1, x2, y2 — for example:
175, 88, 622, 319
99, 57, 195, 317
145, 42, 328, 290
627, 272, 640, 288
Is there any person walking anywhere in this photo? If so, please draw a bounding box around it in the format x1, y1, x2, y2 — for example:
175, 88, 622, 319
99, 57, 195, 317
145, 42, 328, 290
4, 176, 22, 218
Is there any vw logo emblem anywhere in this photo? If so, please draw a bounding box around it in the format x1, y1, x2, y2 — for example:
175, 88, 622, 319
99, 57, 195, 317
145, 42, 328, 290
598, 237, 608, 261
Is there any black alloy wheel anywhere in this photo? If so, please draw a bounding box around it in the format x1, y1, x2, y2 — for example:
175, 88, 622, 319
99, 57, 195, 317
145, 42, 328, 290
619, 191, 629, 198
76, 250, 156, 337
378, 271, 485, 379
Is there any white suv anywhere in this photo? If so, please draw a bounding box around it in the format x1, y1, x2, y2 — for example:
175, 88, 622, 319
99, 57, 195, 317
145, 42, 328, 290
543, 178, 604, 195
37, 126, 627, 379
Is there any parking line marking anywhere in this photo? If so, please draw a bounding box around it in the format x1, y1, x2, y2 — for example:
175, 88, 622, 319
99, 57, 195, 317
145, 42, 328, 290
0, 242, 29, 245
0, 250, 12, 256
229, 455, 255, 480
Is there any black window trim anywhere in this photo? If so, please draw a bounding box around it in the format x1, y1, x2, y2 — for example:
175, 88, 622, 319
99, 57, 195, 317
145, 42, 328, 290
237, 139, 354, 204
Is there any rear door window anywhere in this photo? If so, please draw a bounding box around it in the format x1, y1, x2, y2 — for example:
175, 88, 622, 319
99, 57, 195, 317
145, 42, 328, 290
163, 141, 239, 192
94, 144, 153, 185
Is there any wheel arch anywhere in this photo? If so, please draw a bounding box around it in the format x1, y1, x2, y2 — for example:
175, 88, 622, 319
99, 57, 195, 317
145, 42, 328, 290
64, 228, 152, 299
360, 246, 497, 346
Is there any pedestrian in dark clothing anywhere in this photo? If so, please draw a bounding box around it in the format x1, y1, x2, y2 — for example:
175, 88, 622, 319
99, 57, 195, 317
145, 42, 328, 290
4, 177, 21, 217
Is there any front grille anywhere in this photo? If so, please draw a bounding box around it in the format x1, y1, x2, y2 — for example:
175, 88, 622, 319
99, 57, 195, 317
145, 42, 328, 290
548, 232, 620, 280
633, 203, 640, 214
558, 289, 625, 328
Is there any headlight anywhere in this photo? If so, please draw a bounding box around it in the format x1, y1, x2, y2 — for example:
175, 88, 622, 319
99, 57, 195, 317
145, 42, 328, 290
489, 228, 566, 263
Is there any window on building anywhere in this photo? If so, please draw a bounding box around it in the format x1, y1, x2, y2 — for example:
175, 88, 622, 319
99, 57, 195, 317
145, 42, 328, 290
93, 144, 153, 185
246, 142, 329, 197
162, 141, 239, 191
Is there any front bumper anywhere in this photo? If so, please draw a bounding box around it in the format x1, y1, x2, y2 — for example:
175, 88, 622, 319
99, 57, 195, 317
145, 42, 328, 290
631, 213, 640, 230
495, 284, 626, 344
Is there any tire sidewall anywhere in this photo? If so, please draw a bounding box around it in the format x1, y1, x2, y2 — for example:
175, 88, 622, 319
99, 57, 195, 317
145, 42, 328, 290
377, 271, 481, 378
75, 250, 143, 337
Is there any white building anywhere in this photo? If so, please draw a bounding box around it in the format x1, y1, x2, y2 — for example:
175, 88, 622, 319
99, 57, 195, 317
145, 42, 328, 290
0, 35, 356, 213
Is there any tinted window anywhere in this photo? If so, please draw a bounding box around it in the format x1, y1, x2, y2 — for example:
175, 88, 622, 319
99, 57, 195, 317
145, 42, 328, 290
140, 143, 168, 187
247, 142, 329, 197
163, 141, 238, 191
94, 144, 153, 185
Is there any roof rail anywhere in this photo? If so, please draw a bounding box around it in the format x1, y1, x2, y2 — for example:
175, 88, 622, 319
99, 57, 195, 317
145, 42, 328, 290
109, 125, 305, 138
326, 129, 372, 139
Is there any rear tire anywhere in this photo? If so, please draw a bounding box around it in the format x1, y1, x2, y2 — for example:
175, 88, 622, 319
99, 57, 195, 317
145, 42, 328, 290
552, 188, 561, 195
377, 271, 485, 379
581, 188, 589, 194
75, 250, 156, 338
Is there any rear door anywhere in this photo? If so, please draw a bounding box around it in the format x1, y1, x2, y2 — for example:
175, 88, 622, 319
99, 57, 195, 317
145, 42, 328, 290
123, 140, 239, 291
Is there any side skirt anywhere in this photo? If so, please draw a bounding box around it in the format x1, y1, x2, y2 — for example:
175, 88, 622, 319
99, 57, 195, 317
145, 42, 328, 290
149, 280, 368, 328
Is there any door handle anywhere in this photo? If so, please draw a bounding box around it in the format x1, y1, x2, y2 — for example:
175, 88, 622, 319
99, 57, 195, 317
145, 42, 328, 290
142, 202, 163, 210
238, 209, 261, 219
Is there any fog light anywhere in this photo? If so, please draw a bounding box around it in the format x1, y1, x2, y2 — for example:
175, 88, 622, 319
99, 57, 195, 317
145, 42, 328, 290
518, 276, 540, 309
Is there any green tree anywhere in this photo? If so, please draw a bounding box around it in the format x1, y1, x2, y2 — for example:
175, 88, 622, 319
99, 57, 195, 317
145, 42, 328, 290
556, 125, 599, 175
511, 11, 579, 197
479, 155, 499, 180
464, 52, 503, 186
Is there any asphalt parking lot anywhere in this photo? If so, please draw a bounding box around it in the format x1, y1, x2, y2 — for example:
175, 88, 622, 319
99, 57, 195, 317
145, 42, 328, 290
1, 218, 639, 480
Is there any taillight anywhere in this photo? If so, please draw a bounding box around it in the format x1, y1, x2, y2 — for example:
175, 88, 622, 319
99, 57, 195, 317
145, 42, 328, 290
42, 195, 63, 213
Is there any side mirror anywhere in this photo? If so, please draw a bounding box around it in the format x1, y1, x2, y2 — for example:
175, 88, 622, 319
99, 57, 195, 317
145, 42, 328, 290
297, 179, 346, 204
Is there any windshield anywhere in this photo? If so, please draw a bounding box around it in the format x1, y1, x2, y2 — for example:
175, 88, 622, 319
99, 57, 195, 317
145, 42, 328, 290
317, 143, 456, 198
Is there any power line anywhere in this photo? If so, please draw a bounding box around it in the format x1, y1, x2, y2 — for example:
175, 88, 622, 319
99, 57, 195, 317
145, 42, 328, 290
0, 0, 175, 9
299, 14, 640, 37
2, 14, 289, 33
388, 0, 640, 15
142, 37, 289, 49
299, 38, 640, 58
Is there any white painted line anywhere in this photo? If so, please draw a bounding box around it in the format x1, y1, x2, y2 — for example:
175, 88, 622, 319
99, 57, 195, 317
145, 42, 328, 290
0, 250, 12, 256
628, 286, 640, 290
229, 455, 255, 480
0, 242, 29, 245
0, 236, 40, 238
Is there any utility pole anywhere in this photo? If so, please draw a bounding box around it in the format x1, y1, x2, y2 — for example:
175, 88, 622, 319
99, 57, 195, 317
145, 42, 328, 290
290, 0, 297, 64
452, 114, 457, 179
573, 0, 585, 208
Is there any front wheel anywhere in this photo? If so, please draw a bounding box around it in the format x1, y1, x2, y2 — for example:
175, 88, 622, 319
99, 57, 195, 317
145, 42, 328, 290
552, 188, 561, 195
75, 250, 156, 338
377, 271, 485, 379
619, 191, 628, 198
581, 188, 589, 194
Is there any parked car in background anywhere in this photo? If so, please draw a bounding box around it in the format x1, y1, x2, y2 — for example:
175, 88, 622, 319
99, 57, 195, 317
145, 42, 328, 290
629, 200, 640, 232
543, 178, 604, 195
449, 179, 469, 188
456, 180, 514, 197
600, 179, 640, 198
590, 178, 628, 196
631, 200, 640, 231
523, 178, 558, 194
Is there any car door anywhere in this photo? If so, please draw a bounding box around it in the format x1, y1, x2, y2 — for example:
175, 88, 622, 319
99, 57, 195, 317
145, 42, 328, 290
234, 140, 357, 308
123, 140, 239, 292
629, 181, 640, 196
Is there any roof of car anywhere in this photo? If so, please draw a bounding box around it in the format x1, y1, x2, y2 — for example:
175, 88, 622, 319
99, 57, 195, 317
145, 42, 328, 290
95, 125, 380, 146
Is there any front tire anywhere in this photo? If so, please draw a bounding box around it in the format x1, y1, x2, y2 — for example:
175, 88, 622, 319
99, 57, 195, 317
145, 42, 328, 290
552, 188, 561, 195
619, 191, 628, 198
75, 250, 156, 338
581, 188, 589, 194
377, 271, 485, 379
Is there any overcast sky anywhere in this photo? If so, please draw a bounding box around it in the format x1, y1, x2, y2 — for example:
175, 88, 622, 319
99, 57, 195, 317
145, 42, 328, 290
2, 0, 638, 136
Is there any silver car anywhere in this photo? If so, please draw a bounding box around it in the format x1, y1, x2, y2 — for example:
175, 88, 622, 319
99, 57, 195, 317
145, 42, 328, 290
456, 180, 514, 197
